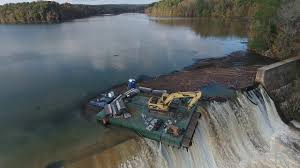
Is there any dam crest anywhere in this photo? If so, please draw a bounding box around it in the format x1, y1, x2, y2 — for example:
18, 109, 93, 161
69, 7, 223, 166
118, 86, 300, 168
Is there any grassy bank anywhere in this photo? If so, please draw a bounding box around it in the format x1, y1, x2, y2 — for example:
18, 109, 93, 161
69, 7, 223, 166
146, 0, 300, 60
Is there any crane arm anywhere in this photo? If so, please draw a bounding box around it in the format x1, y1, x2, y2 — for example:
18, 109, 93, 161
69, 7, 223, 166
187, 92, 201, 109
163, 92, 202, 108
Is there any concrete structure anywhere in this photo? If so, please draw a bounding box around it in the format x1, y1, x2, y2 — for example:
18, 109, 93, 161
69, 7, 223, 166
64, 139, 142, 168
255, 56, 300, 122
255, 56, 300, 91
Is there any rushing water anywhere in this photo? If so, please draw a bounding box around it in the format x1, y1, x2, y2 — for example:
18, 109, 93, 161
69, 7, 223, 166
0, 14, 248, 168
114, 86, 300, 168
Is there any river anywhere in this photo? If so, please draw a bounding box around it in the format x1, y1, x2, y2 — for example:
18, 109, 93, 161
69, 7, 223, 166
0, 13, 248, 168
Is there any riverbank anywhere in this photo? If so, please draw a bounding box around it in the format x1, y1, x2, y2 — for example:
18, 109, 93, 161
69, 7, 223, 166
112, 51, 275, 93
0, 1, 148, 24
146, 0, 300, 60
84, 51, 275, 115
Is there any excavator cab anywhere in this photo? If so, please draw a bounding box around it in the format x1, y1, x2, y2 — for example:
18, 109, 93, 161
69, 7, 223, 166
169, 98, 181, 110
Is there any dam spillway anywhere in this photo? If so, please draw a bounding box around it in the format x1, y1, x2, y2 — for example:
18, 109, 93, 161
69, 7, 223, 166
117, 86, 300, 168
155, 87, 300, 168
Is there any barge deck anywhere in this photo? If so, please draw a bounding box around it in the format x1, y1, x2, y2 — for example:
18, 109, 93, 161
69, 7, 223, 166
96, 94, 201, 148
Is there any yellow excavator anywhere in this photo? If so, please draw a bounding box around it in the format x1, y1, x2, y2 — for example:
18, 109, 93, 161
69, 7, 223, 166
148, 91, 202, 113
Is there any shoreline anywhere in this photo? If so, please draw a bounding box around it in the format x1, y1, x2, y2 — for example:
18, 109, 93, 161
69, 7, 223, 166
112, 51, 275, 92
0, 2, 148, 24
84, 50, 276, 115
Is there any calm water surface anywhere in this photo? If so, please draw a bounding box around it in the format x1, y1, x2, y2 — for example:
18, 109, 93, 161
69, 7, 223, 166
0, 14, 248, 168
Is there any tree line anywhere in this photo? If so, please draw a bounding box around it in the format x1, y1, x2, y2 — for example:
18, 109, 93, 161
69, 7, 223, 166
0, 1, 148, 24
146, 0, 299, 59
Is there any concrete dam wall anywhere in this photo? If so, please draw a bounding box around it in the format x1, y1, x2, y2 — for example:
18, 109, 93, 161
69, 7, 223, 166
255, 56, 300, 122
255, 56, 300, 91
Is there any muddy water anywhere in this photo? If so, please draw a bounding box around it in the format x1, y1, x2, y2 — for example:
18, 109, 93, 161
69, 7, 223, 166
84, 86, 299, 168
0, 14, 248, 168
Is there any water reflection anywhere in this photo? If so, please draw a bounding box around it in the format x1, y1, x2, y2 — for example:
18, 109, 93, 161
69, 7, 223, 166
0, 13, 248, 168
151, 17, 249, 38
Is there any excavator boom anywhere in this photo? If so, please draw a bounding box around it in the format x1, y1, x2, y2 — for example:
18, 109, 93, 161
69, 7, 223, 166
148, 91, 202, 112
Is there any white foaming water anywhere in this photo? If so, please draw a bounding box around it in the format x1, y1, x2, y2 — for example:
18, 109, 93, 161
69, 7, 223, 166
119, 86, 300, 168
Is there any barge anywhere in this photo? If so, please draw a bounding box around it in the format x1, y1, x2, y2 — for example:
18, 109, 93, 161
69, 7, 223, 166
96, 85, 202, 148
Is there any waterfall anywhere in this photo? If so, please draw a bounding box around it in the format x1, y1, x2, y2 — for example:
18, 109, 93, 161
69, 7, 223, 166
119, 86, 300, 168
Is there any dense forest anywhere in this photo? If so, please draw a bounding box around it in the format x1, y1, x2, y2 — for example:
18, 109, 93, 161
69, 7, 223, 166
0, 1, 148, 24
146, 0, 256, 17
146, 0, 300, 59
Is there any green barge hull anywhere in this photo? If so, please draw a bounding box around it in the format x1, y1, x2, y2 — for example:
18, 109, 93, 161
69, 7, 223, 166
96, 95, 200, 148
